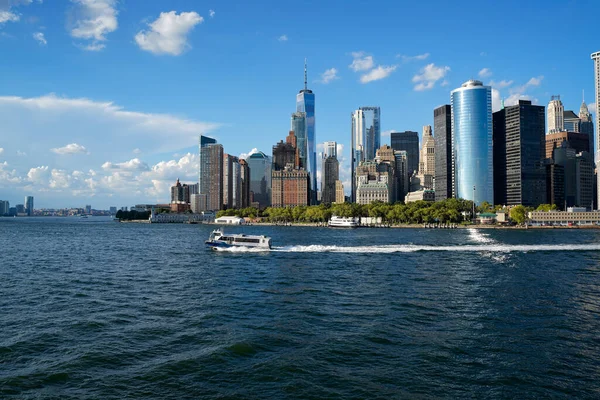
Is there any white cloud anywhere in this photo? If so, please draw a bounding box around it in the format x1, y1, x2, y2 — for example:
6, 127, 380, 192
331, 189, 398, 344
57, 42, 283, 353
398, 53, 429, 62
492, 88, 501, 112
16, 150, 26, 156
0, 94, 220, 152
51, 143, 88, 155
209, 9, 215, 18
349, 52, 374, 72
239, 148, 259, 160
69, 0, 118, 51
412, 63, 450, 91
317, 68, 339, 84
135, 11, 203, 56
277, 34, 287, 42
588, 102, 596, 114
0, 147, 3, 155
478, 68, 492, 78
511, 75, 543, 94
488, 79, 513, 89
101, 158, 149, 172
32, 31, 46, 45
360, 65, 397, 84
132, 148, 141, 154
491, 76, 543, 112
0, 161, 21, 185
0, 11, 19, 24
27, 165, 49, 184
0, 94, 225, 206
504, 93, 536, 108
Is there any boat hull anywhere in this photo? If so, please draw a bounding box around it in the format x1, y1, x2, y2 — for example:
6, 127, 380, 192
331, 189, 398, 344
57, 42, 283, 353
205, 240, 271, 250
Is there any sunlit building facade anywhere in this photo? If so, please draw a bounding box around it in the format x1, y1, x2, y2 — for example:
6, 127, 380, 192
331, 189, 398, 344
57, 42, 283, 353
296, 61, 316, 204
291, 112, 307, 169
451, 80, 493, 205
592, 51, 600, 209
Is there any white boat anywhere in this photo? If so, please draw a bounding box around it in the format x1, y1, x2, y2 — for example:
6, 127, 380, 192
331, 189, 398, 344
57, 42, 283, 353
205, 228, 272, 250
328, 215, 359, 228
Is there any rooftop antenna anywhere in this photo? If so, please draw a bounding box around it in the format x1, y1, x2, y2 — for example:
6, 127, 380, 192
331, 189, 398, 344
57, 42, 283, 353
304, 58, 307, 91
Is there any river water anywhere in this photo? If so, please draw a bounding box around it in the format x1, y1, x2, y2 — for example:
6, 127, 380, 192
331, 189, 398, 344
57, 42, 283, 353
2, 217, 600, 398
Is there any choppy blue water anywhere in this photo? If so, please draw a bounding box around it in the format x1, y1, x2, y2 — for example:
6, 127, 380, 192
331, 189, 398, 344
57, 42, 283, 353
1, 217, 600, 399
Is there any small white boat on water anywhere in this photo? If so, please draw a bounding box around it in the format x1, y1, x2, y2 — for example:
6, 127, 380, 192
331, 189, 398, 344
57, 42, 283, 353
328, 215, 359, 228
205, 228, 272, 250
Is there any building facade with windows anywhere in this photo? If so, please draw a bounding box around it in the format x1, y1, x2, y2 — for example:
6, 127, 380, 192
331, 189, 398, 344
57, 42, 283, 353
451, 80, 493, 205
434, 105, 452, 201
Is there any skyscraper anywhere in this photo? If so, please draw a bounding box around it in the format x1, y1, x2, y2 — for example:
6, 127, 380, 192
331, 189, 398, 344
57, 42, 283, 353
223, 154, 241, 209
547, 96, 564, 134
246, 151, 271, 208
291, 112, 307, 168
198, 135, 223, 211
296, 60, 316, 204
361, 107, 381, 161
579, 97, 594, 163
592, 51, 600, 209
434, 105, 452, 201
350, 106, 381, 202
390, 131, 419, 178
25, 196, 33, 216
239, 159, 251, 209
451, 80, 493, 205
321, 154, 339, 205
323, 141, 337, 158
493, 100, 546, 207
415, 125, 435, 190
351, 109, 365, 202
492, 108, 507, 206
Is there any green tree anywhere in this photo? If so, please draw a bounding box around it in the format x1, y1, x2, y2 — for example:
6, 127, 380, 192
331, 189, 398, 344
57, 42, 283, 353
510, 205, 528, 225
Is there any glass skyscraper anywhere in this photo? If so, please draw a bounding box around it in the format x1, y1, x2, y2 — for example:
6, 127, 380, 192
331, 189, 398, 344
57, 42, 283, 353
451, 80, 493, 205
246, 151, 272, 208
350, 107, 381, 202
290, 112, 307, 169
390, 131, 419, 177
296, 61, 316, 204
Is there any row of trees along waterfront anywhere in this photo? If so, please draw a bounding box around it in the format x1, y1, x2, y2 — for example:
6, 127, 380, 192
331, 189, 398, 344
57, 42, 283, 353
216, 200, 559, 225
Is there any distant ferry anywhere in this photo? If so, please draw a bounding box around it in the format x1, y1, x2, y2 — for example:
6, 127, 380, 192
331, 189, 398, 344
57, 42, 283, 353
328, 215, 359, 228
205, 228, 272, 250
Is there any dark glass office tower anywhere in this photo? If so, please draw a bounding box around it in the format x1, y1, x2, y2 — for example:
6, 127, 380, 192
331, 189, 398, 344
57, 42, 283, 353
492, 108, 507, 206
390, 131, 419, 178
493, 100, 546, 207
434, 105, 452, 201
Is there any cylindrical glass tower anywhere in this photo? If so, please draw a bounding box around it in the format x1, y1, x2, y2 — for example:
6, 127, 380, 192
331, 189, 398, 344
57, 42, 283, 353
451, 80, 493, 205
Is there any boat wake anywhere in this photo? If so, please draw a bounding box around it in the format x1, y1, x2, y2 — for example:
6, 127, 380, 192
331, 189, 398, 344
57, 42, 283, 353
213, 243, 600, 253
467, 228, 494, 244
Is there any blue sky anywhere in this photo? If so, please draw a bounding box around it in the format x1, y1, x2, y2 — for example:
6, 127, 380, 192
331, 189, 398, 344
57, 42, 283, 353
0, 0, 598, 208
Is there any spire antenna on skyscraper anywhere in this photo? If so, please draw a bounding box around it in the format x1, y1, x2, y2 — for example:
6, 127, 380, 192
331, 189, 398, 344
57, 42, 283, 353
304, 58, 307, 91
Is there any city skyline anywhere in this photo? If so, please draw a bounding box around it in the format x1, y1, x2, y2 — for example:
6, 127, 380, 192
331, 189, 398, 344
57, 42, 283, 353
0, 0, 598, 208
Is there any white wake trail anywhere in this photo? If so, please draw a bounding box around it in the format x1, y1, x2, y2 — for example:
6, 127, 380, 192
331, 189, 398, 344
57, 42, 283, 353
214, 243, 600, 253
467, 228, 494, 244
